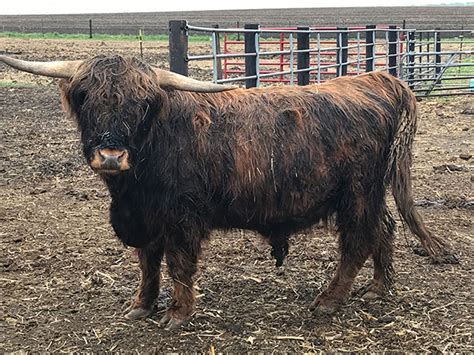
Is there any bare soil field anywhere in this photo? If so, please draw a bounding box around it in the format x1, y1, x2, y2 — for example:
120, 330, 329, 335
0, 7, 473, 35
0, 38, 473, 352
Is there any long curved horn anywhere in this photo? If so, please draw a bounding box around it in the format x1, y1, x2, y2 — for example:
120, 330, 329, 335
154, 68, 238, 92
0, 55, 83, 78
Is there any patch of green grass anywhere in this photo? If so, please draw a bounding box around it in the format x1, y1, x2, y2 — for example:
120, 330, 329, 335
0, 80, 36, 88
443, 54, 474, 86
448, 54, 474, 74
0, 31, 215, 42
0, 31, 165, 41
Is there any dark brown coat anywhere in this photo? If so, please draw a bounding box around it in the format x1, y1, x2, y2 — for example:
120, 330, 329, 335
55, 55, 455, 328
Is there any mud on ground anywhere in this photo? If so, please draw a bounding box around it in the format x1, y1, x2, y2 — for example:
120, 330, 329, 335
0, 38, 473, 352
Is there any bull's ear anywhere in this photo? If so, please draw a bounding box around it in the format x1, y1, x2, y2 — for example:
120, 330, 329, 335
0, 55, 83, 78
154, 68, 238, 93
58, 79, 72, 112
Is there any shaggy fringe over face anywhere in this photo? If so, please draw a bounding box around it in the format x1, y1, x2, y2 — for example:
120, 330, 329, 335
59, 55, 169, 165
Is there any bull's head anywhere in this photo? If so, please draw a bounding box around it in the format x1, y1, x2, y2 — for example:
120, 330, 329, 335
0, 54, 236, 176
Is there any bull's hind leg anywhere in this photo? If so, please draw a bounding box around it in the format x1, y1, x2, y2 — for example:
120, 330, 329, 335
310, 225, 372, 314
310, 191, 386, 314
125, 243, 164, 320
359, 207, 396, 299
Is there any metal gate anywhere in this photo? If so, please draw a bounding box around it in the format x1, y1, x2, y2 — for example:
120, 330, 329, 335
168, 21, 473, 98
400, 30, 473, 97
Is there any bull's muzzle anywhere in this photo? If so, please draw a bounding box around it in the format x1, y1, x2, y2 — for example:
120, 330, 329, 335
90, 148, 130, 174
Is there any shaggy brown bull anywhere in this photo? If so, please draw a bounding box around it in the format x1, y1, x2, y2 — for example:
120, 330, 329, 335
0, 54, 456, 329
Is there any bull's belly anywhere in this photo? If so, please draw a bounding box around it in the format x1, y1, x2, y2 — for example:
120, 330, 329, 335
211, 190, 336, 233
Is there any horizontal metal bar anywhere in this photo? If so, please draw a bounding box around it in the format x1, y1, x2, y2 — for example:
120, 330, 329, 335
372, 55, 390, 60
188, 52, 257, 60
306, 63, 340, 70
406, 63, 474, 69
413, 29, 473, 34
417, 69, 437, 76
190, 24, 471, 35
413, 85, 474, 92
433, 85, 474, 90
317, 46, 340, 52
403, 50, 473, 56
258, 70, 292, 78
187, 24, 419, 34
410, 75, 474, 82
187, 25, 344, 34
416, 92, 473, 97
216, 75, 257, 83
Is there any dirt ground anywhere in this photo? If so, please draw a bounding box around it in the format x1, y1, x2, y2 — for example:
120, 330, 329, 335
0, 38, 473, 352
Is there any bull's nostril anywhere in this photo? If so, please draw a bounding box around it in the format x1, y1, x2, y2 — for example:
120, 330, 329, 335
117, 151, 125, 162
98, 150, 106, 161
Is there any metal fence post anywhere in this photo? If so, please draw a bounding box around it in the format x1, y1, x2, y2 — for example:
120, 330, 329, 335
366, 25, 376, 72
169, 20, 188, 76
138, 29, 144, 59
244, 24, 259, 88
213, 24, 223, 80
89, 19, 93, 39
337, 27, 348, 76
408, 31, 415, 89
297, 26, 310, 85
388, 25, 398, 76
435, 28, 442, 75
426, 32, 431, 68
418, 32, 423, 76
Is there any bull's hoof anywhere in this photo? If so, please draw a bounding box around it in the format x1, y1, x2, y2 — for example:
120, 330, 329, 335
429, 251, 459, 265
412, 245, 430, 257
413, 244, 459, 264
354, 282, 386, 300
125, 307, 152, 320
309, 294, 340, 315
159, 311, 190, 330
362, 290, 381, 300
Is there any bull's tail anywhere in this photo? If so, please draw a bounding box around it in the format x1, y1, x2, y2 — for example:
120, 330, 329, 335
387, 82, 458, 264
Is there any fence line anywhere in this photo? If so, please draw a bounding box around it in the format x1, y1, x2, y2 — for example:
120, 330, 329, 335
169, 20, 473, 97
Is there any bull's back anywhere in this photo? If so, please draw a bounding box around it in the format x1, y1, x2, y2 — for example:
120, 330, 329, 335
203, 75, 403, 227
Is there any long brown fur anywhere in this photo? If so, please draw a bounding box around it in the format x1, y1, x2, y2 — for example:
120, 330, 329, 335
53, 55, 457, 327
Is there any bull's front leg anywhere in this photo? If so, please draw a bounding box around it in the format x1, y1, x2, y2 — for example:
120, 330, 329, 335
159, 237, 201, 330
125, 243, 164, 320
